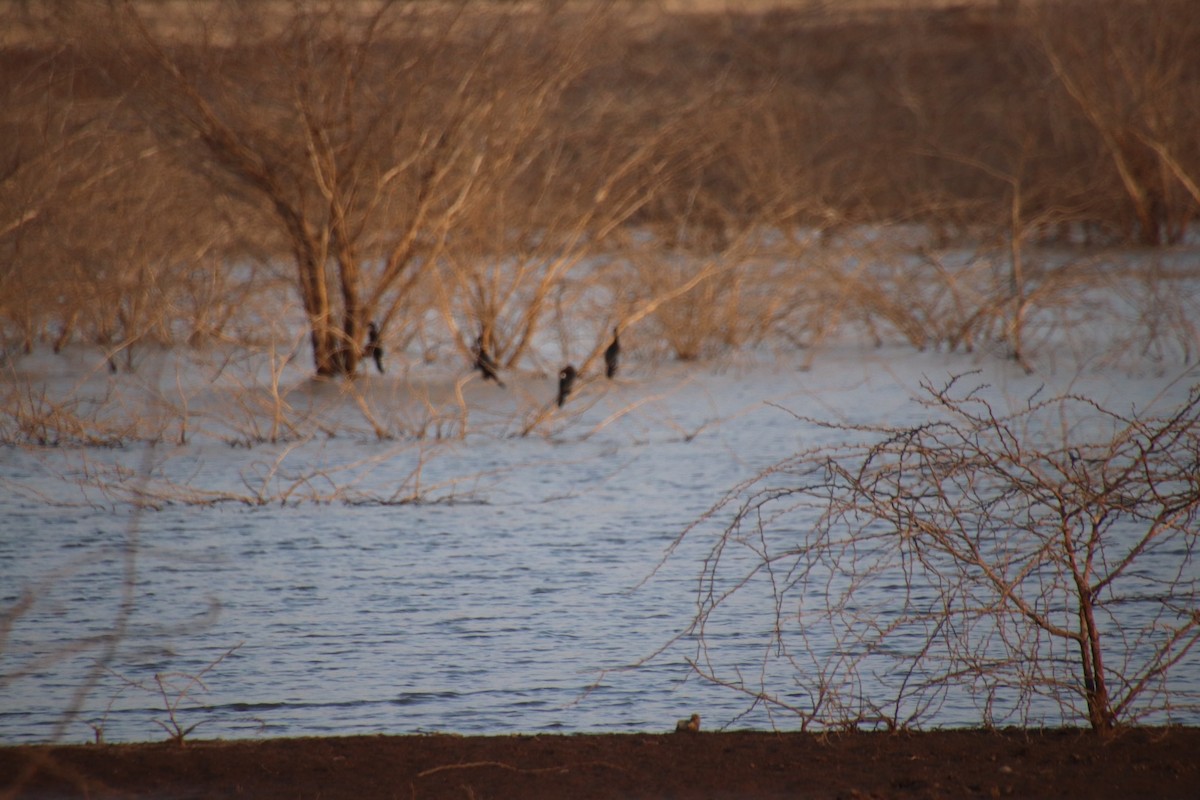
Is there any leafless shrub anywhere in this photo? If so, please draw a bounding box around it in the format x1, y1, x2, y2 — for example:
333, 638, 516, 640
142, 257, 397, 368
1033, 0, 1200, 245
4, 0, 1197, 380
1106, 260, 1200, 369
42, 430, 465, 508
667, 375, 1200, 731
0, 379, 139, 447
106, 643, 242, 746
776, 233, 940, 359
212, 333, 315, 447
630, 254, 745, 363
0, 23, 257, 358
67, 0, 669, 380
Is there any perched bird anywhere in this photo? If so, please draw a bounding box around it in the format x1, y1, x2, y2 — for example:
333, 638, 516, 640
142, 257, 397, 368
675, 713, 700, 733
604, 327, 620, 379
473, 335, 505, 388
365, 321, 384, 374
557, 364, 577, 408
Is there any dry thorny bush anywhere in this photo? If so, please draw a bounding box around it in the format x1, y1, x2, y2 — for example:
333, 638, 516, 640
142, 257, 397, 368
664, 375, 1200, 732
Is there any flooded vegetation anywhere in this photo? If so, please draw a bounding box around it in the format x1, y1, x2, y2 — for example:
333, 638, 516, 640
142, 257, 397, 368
2, 1, 1198, 746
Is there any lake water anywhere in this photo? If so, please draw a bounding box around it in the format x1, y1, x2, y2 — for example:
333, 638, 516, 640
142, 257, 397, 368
2, 345, 1197, 743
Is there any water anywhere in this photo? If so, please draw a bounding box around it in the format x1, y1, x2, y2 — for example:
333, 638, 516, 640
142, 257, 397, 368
2, 347, 1197, 743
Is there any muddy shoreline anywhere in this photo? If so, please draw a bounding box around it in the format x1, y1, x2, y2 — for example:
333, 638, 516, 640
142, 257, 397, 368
4, 727, 1198, 799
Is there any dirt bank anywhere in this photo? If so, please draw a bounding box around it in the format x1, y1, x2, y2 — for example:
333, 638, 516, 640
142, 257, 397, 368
3, 727, 1198, 799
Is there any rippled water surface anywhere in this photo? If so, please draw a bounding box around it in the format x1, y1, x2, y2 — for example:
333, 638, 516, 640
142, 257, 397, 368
2, 349, 1196, 743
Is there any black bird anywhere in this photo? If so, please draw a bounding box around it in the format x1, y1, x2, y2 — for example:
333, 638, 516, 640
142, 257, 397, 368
557, 364, 577, 408
365, 321, 384, 374
473, 335, 505, 388
604, 327, 620, 379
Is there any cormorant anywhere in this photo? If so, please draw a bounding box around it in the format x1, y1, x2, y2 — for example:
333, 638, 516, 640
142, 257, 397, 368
365, 321, 384, 374
557, 364, 577, 408
604, 327, 620, 379
473, 335, 505, 388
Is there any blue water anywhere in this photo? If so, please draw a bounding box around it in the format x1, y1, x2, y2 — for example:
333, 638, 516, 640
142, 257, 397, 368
2, 350, 1197, 743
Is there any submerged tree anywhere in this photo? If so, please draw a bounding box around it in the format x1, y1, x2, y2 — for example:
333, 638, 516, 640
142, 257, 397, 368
79, 0, 625, 377
1034, 0, 1200, 245
669, 377, 1200, 731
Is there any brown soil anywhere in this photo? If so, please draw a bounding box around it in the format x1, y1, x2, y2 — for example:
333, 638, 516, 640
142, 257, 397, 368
3, 727, 1197, 799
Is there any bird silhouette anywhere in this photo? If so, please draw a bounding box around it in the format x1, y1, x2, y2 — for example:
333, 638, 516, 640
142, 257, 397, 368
604, 327, 620, 379
365, 321, 384, 374
473, 335, 505, 388
557, 364, 577, 408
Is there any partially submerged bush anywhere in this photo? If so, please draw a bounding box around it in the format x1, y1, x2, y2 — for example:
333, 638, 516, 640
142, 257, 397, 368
670, 376, 1200, 731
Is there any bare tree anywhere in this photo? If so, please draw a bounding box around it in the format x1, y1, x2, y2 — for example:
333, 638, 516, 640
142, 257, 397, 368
667, 377, 1200, 731
1033, 0, 1200, 245
82, 0, 620, 377
1, 9, 265, 363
